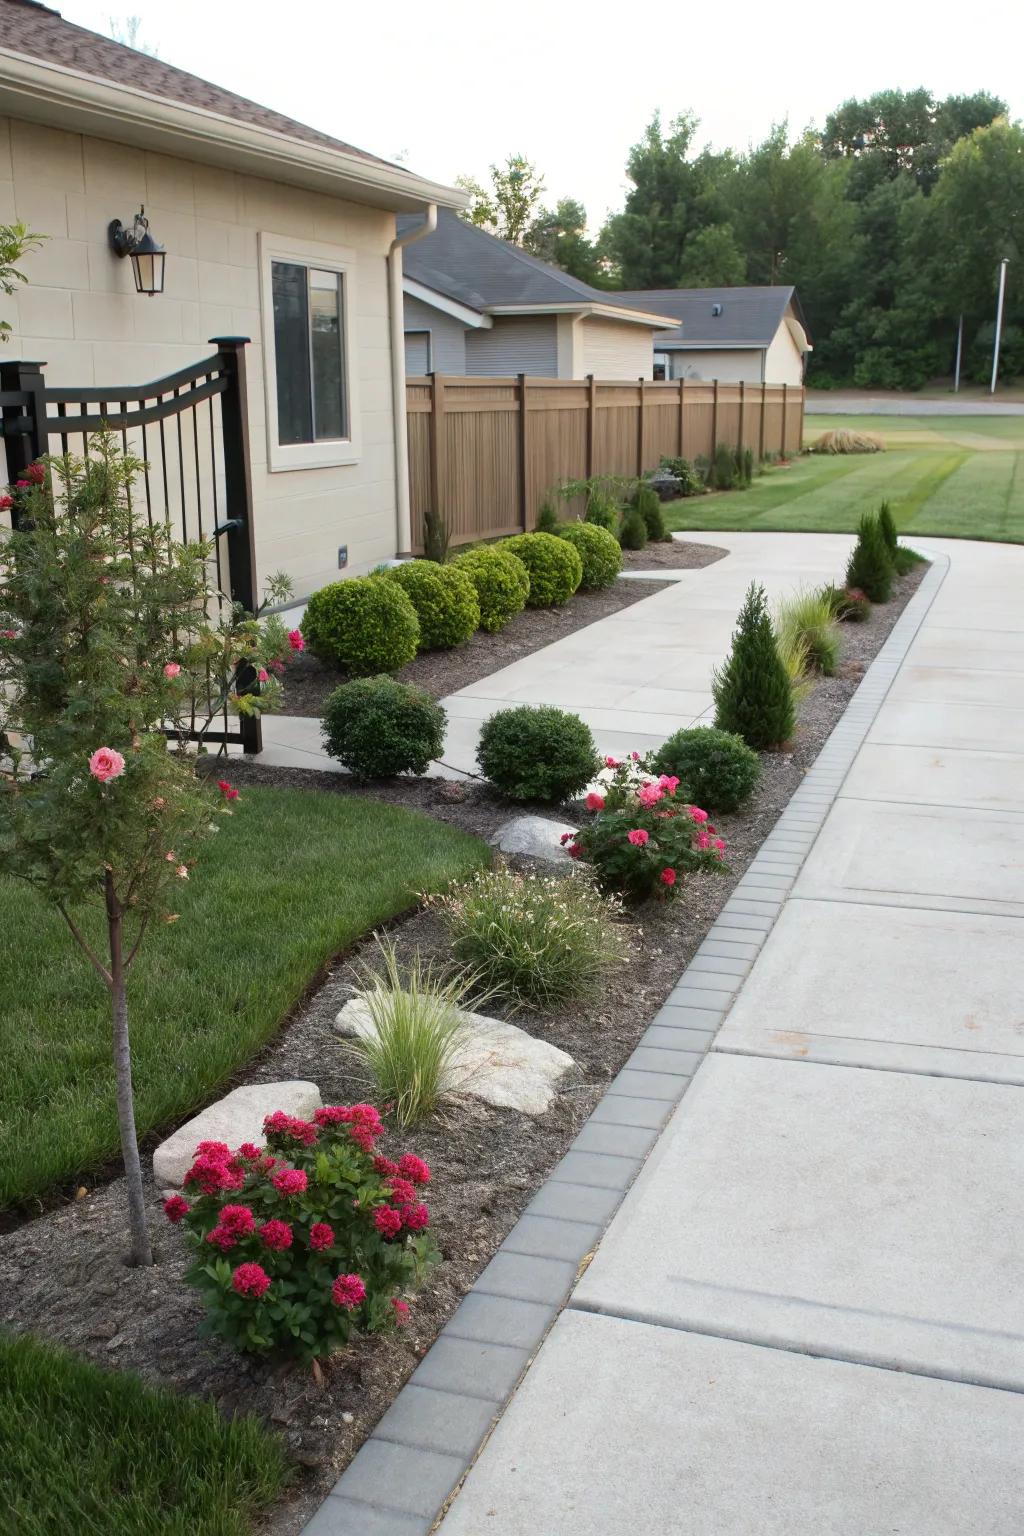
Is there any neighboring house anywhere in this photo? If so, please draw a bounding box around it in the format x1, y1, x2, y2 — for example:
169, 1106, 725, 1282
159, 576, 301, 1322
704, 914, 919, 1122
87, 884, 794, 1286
400, 209, 677, 380
612, 286, 812, 386
0, 0, 464, 595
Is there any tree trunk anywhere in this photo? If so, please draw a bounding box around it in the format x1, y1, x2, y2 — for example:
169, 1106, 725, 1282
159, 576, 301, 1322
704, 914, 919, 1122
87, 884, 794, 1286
106, 875, 153, 1267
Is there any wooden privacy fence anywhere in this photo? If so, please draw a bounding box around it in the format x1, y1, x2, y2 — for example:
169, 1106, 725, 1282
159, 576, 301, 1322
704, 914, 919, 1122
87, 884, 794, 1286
406, 374, 805, 552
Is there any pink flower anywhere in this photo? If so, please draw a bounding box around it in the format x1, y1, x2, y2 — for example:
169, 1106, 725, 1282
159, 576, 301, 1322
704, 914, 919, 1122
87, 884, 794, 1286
237, 1142, 262, 1162
314, 1105, 353, 1127
163, 1195, 190, 1223
605, 756, 620, 768
566, 843, 582, 858
688, 806, 709, 824
713, 837, 725, 852
391, 1298, 410, 1323
630, 751, 640, 761
660, 867, 677, 886
195, 1141, 232, 1160
373, 1155, 398, 1176
205, 1225, 238, 1251
696, 832, 711, 851
331, 1273, 366, 1310
216, 779, 239, 802
627, 828, 649, 847
184, 1152, 235, 1196
176, 865, 189, 880
658, 775, 680, 794
257, 668, 269, 683
374, 1206, 403, 1239
401, 1202, 430, 1232
232, 1262, 271, 1299
559, 831, 573, 845
637, 783, 663, 808
264, 1111, 319, 1146
219, 1204, 256, 1237
163, 662, 181, 678
272, 1168, 308, 1196
259, 1218, 293, 1251
585, 793, 605, 811
25, 462, 46, 485
309, 1222, 335, 1251
0, 495, 12, 511
165, 850, 176, 863
88, 747, 125, 782
0, 627, 16, 638
15, 480, 28, 489
397, 1153, 431, 1186
388, 1176, 416, 1206
288, 629, 305, 653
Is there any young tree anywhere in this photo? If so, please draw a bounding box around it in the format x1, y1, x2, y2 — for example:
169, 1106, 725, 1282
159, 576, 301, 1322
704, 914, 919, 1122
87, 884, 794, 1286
456, 154, 545, 245
713, 582, 795, 750
525, 197, 606, 284
0, 222, 44, 343
0, 435, 295, 1265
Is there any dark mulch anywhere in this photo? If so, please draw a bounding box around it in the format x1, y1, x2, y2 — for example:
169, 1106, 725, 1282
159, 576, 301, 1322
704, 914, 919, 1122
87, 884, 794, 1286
0, 562, 925, 1536
281, 539, 726, 719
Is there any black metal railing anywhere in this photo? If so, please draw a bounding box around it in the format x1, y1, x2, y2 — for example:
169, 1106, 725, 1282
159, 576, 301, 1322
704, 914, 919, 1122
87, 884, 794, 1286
0, 339, 261, 753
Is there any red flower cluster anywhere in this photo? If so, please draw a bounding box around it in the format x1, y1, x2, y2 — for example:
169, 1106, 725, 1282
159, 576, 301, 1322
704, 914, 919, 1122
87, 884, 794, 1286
232, 1262, 271, 1299
314, 1101, 385, 1153
272, 1167, 308, 1196
163, 1195, 190, 1223
331, 1273, 366, 1310
309, 1222, 335, 1251
397, 1153, 430, 1186
183, 1141, 246, 1195
259, 1218, 294, 1251
263, 1110, 319, 1146
216, 779, 240, 802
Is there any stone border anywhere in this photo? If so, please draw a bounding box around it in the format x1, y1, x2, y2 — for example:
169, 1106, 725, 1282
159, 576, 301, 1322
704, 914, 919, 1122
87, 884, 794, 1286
300, 552, 951, 1536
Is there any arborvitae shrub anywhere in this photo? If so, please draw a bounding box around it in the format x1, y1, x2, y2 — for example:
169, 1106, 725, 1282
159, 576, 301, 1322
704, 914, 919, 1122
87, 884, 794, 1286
584, 488, 620, 532
878, 500, 898, 556
846, 512, 894, 602
711, 443, 738, 490
618, 505, 648, 550
712, 581, 795, 750
535, 500, 559, 533
634, 481, 669, 541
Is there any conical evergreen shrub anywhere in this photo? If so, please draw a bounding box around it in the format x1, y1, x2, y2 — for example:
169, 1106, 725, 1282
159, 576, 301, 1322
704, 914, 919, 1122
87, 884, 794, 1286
618, 505, 648, 550
633, 481, 669, 541
713, 582, 795, 750
846, 512, 894, 602
535, 499, 559, 533
877, 500, 898, 555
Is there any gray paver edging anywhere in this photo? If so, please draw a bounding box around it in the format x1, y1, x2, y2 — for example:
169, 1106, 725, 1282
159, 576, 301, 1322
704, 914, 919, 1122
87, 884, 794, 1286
300, 552, 951, 1536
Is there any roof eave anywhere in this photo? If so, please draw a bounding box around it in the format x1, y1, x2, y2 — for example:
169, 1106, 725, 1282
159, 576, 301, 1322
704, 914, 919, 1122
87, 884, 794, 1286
403, 277, 492, 328
485, 302, 679, 327
656, 339, 769, 351
0, 47, 468, 213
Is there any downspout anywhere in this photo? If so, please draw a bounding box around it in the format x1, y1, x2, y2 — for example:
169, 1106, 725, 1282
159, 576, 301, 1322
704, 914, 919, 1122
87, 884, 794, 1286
388, 204, 437, 556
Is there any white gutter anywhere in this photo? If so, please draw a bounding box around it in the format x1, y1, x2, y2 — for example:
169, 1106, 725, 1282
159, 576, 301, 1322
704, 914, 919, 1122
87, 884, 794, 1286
486, 301, 680, 327
389, 207, 437, 557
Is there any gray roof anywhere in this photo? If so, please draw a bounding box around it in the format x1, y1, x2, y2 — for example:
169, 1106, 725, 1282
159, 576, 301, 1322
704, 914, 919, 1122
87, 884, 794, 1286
611, 286, 805, 347
400, 209, 672, 320
0, 0, 389, 165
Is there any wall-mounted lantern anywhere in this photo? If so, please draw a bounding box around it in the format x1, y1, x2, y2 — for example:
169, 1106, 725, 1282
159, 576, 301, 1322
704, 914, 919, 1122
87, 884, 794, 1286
108, 206, 166, 296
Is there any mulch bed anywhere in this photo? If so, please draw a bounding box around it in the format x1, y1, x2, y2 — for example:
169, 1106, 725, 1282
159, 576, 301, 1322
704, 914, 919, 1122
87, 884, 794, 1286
0, 561, 925, 1536
280, 538, 727, 719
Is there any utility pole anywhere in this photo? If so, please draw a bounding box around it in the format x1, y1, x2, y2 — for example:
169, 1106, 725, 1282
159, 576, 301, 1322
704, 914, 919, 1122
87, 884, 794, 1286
990, 259, 1009, 395
953, 314, 963, 393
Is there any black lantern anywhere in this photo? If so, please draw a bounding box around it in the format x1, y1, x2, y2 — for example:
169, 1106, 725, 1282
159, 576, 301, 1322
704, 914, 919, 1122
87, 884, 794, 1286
108, 206, 166, 295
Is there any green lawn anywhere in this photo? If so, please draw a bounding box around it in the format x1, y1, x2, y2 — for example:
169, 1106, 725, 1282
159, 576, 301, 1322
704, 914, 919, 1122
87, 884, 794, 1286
0, 787, 487, 1208
665, 413, 1024, 543
0, 1331, 289, 1536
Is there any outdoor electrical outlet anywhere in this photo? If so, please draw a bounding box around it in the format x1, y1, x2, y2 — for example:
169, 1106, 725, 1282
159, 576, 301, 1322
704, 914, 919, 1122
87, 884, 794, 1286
337, 546, 348, 569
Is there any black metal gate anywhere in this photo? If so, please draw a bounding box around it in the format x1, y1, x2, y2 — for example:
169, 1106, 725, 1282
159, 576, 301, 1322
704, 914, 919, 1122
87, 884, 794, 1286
0, 338, 262, 753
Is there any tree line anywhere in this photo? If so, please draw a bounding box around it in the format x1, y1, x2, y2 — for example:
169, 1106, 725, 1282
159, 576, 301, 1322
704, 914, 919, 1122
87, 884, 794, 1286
457, 90, 1022, 388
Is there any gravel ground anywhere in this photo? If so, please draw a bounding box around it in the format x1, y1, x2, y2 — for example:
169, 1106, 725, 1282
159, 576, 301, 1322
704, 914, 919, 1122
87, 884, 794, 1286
280, 539, 726, 718
0, 561, 925, 1536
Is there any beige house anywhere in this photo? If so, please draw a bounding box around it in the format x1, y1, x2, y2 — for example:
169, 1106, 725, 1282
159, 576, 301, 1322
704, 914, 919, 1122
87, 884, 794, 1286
0, 0, 465, 598
401, 209, 677, 380
613, 286, 812, 387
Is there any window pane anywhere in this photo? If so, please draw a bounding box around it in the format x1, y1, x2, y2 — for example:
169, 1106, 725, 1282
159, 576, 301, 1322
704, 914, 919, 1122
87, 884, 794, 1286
272, 262, 312, 445
309, 268, 346, 441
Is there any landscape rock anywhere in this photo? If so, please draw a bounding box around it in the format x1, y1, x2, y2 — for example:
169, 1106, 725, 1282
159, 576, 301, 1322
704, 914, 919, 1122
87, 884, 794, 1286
491, 814, 578, 866
152, 1080, 322, 1187
335, 998, 575, 1116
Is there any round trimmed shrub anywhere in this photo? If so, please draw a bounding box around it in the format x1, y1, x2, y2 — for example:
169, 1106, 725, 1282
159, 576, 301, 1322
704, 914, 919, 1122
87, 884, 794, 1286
477, 705, 597, 803
322, 675, 446, 778
652, 726, 761, 814
501, 532, 582, 608
302, 576, 419, 675
554, 522, 622, 589
453, 546, 530, 632
383, 559, 480, 650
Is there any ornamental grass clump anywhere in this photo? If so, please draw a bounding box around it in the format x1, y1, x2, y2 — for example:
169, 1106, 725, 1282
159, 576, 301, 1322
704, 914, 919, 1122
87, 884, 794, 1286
169, 1104, 436, 1361
453, 545, 530, 631
774, 588, 841, 676
713, 582, 796, 750
652, 726, 760, 814
433, 866, 627, 1010
846, 512, 894, 603
569, 757, 726, 903
477, 704, 597, 803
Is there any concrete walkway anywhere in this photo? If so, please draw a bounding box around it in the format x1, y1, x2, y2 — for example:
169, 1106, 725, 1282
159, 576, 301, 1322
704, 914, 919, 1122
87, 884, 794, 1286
256, 532, 850, 777
436, 535, 1024, 1535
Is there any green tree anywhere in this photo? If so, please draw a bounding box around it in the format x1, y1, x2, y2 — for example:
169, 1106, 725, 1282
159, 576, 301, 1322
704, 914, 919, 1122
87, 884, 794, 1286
525, 197, 606, 284
676, 223, 746, 286
456, 154, 545, 245
712, 582, 795, 750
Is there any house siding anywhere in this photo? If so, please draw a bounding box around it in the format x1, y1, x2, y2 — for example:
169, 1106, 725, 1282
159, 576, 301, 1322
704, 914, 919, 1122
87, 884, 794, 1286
664, 347, 765, 383
464, 314, 557, 375
402, 293, 467, 373
579, 316, 654, 380
0, 114, 403, 599
764, 313, 806, 385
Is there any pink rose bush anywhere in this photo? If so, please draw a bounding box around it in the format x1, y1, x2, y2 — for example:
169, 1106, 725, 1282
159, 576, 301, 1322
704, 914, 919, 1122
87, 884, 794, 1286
170, 1104, 435, 1360
568, 755, 727, 902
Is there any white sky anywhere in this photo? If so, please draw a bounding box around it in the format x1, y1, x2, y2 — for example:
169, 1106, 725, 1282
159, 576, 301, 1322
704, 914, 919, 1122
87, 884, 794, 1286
60, 0, 1024, 228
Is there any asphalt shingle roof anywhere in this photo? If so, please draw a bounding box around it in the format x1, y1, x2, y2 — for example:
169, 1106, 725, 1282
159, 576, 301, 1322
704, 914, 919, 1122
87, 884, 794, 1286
0, 0, 390, 165
611, 286, 800, 346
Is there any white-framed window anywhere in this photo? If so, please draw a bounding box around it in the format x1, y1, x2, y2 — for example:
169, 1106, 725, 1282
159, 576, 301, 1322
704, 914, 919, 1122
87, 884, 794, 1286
653, 352, 670, 381
259, 232, 360, 472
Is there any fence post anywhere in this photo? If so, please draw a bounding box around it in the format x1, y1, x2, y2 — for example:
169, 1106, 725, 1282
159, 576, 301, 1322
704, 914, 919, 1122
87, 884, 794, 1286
678, 377, 685, 457
517, 373, 529, 530
738, 378, 745, 456
0, 358, 47, 529
758, 383, 766, 463
428, 372, 446, 540
797, 385, 805, 453
711, 378, 719, 454
636, 376, 646, 476
586, 373, 596, 478
210, 336, 261, 754
781, 382, 789, 458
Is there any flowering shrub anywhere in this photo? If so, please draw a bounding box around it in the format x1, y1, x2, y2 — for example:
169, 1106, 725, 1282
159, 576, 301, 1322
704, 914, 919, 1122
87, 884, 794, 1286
569, 758, 727, 902
171, 1105, 436, 1360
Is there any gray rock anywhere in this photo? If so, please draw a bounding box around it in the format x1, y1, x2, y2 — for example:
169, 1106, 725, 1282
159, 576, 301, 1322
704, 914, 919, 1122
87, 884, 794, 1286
491, 814, 578, 866
336, 998, 574, 1116
152, 1080, 322, 1187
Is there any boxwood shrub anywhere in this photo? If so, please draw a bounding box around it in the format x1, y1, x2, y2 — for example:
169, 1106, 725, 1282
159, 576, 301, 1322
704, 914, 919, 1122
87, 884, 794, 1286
501, 532, 582, 607
477, 704, 597, 803
302, 576, 419, 674
322, 675, 446, 778
384, 559, 480, 649
554, 522, 622, 589
453, 545, 530, 631
652, 726, 761, 814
